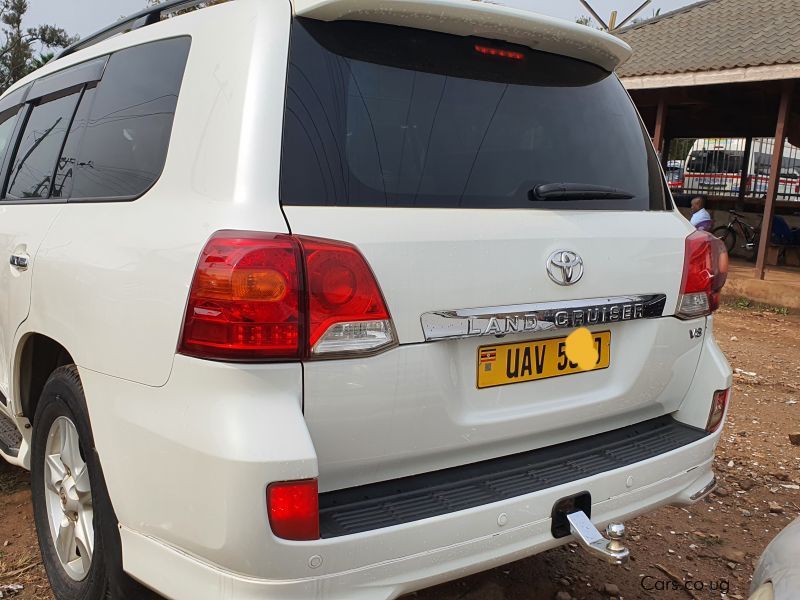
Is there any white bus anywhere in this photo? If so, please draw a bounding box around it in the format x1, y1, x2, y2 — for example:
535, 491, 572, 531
683, 138, 800, 200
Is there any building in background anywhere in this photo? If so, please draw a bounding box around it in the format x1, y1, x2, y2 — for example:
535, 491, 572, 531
616, 0, 800, 278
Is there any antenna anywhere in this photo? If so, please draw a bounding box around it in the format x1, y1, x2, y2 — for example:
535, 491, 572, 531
579, 0, 653, 32
578, 0, 609, 30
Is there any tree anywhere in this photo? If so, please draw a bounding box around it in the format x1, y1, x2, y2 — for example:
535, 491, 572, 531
669, 138, 696, 163
0, 0, 76, 93
29, 50, 53, 70
575, 15, 594, 26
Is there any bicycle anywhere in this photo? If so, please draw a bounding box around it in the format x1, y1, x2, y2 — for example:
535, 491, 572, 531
712, 210, 761, 260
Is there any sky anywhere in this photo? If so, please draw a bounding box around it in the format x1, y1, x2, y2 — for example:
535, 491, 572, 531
27, 0, 697, 40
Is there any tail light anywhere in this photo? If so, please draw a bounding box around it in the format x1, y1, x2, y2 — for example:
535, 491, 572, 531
675, 230, 728, 319
179, 231, 396, 361
706, 388, 730, 433
267, 479, 319, 540
301, 237, 394, 355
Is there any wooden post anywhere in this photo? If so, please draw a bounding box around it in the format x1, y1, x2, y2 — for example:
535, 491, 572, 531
736, 136, 753, 211
755, 82, 794, 280
661, 137, 672, 170
653, 97, 667, 159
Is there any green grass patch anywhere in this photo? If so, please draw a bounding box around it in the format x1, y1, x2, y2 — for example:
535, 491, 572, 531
724, 297, 789, 315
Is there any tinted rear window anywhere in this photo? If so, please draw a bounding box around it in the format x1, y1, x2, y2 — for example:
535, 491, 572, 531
68, 37, 190, 200
280, 19, 666, 210
0, 108, 20, 167
52, 87, 95, 199
7, 92, 80, 200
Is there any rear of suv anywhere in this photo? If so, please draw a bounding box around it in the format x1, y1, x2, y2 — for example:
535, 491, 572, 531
0, 1, 731, 599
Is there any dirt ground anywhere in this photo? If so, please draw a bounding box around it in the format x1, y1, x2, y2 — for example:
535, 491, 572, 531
1, 305, 798, 600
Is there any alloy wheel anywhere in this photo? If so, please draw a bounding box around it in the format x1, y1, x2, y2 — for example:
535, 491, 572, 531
43, 416, 94, 581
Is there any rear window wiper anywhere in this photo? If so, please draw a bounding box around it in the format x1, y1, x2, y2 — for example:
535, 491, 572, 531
529, 183, 635, 201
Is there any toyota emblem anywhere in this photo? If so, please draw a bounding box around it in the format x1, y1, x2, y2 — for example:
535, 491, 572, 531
546, 250, 584, 286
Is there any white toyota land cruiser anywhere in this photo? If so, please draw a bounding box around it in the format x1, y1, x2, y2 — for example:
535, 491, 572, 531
0, 0, 731, 598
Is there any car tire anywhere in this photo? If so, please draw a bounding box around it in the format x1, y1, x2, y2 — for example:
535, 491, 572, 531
30, 365, 159, 600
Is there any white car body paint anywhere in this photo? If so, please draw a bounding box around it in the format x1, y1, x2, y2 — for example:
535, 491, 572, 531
0, 0, 731, 598
292, 0, 633, 72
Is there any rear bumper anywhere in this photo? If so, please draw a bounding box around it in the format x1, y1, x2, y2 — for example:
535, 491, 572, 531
120, 438, 717, 600
78, 325, 730, 599
318, 416, 707, 538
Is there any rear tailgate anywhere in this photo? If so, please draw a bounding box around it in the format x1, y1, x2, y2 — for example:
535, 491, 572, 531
288, 208, 701, 490
279, 17, 701, 490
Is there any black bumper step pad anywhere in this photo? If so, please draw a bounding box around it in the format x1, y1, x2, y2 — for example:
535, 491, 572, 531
319, 416, 707, 538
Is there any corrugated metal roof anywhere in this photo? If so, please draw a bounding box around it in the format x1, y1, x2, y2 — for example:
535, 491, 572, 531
616, 0, 800, 78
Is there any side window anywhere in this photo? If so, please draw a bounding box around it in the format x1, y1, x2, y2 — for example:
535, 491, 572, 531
6, 92, 80, 200
52, 87, 95, 199
0, 107, 20, 168
69, 37, 191, 200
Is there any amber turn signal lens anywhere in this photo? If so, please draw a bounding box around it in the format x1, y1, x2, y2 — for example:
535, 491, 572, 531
179, 231, 395, 361
231, 269, 288, 301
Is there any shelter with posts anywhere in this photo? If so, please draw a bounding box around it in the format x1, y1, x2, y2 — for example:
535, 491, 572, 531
616, 0, 800, 292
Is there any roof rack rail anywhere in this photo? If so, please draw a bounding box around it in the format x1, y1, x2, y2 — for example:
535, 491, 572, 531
58, 0, 215, 60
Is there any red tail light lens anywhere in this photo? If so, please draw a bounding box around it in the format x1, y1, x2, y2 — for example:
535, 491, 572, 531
676, 230, 729, 319
301, 237, 393, 355
179, 231, 396, 361
706, 388, 730, 433
179, 232, 302, 360
267, 479, 319, 541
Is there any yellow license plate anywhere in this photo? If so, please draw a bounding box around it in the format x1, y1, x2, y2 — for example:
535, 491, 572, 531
477, 331, 611, 389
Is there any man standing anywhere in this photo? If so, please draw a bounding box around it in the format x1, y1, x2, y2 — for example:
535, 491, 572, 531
690, 195, 713, 230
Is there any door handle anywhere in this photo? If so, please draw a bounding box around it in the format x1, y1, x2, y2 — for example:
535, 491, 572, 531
10, 254, 29, 270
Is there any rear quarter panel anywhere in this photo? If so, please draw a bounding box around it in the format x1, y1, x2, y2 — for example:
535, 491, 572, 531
21, 0, 292, 387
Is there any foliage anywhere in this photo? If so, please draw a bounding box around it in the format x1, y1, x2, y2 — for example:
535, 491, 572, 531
575, 14, 593, 26
29, 50, 53, 70
0, 0, 77, 93
668, 138, 697, 162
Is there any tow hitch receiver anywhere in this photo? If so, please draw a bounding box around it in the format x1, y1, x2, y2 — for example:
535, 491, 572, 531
566, 511, 630, 565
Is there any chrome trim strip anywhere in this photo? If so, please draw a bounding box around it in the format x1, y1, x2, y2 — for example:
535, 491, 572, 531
420, 294, 668, 341
689, 474, 717, 501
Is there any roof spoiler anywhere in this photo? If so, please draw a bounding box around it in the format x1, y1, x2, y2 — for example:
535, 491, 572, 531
292, 0, 632, 72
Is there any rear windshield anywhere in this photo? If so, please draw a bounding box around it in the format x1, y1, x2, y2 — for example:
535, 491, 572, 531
280, 18, 667, 211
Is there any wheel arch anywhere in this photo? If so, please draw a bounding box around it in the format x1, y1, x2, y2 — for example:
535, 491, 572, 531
16, 332, 75, 421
